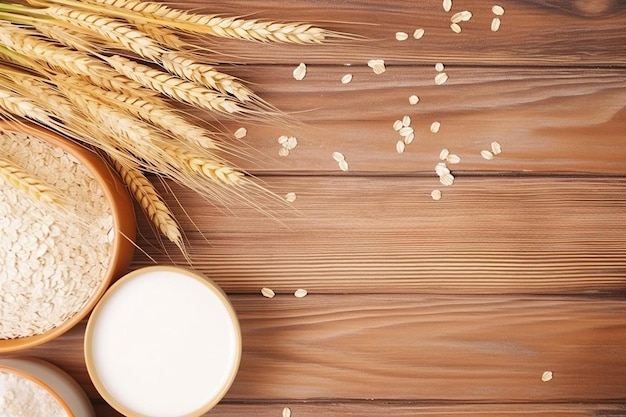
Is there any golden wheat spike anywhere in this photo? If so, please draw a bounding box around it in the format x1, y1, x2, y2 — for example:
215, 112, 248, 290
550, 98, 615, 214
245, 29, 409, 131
93, 87, 221, 150
45, 5, 167, 61
38, 0, 338, 43
160, 52, 252, 102
108, 156, 185, 251
0, 155, 67, 205
0, 22, 156, 97
105, 55, 243, 114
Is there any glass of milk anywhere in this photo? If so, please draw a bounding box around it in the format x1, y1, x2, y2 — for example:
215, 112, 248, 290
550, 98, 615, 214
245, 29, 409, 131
84, 266, 242, 417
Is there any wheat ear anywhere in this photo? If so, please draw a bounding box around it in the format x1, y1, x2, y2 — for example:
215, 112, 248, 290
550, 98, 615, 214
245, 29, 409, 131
108, 156, 185, 253
0, 88, 54, 125
154, 140, 244, 187
3, 74, 75, 120
0, 155, 67, 205
80, 0, 336, 43
34, 21, 105, 53
93, 87, 221, 150
57, 79, 162, 154
105, 54, 242, 114
160, 52, 252, 102
45, 5, 166, 61
134, 21, 186, 50
0, 22, 155, 97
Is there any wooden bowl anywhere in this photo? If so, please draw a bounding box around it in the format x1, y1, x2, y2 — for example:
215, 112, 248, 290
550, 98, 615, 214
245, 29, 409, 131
0, 121, 136, 353
0, 357, 95, 416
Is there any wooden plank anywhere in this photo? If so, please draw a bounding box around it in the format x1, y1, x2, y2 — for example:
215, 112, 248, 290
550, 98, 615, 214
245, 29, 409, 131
18, 295, 626, 403
131, 176, 626, 294
93, 401, 626, 417
170, 0, 626, 65
195, 65, 626, 174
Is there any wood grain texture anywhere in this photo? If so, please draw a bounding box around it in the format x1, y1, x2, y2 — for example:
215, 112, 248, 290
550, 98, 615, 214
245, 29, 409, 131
130, 176, 626, 294
93, 402, 626, 417
171, 0, 626, 65
3, 1, 626, 415
195, 66, 626, 175
15, 295, 626, 404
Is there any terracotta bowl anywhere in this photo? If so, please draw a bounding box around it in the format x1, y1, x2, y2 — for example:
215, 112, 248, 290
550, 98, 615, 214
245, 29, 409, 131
0, 121, 136, 353
0, 357, 95, 417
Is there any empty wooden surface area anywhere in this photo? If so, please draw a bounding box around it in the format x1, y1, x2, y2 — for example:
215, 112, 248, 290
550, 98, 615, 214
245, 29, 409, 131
9, 1, 626, 416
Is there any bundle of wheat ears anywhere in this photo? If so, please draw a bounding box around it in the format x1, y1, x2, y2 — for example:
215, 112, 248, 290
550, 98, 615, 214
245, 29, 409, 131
0, 0, 345, 255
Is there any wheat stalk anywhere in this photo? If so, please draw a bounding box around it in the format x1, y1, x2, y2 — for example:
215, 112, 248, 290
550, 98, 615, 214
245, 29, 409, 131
134, 21, 186, 50
160, 52, 252, 102
49, 0, 337, 43
34, 21, 105, 52
94, 87, 221, 150
4, 74, 75, 120
0, 155, 67, 205
105, 54, 243, 114
108, 155, 185, 253
155, 140, 244, 187
0, 22, 156, 97
0, 88, 54, 125
44, 5, 167, 61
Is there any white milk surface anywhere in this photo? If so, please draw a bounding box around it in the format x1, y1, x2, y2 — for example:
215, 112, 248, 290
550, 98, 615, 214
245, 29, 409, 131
89, 269, 239, 417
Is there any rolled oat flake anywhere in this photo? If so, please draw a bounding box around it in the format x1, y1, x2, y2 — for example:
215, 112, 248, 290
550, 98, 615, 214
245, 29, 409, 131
0, 129, 113, 339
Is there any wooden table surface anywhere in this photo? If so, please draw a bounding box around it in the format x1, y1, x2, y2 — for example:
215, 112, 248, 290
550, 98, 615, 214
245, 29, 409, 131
9, 1, 626, 415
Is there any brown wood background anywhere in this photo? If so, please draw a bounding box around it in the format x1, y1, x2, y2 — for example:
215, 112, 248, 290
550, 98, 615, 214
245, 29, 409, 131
9, 0, 626, 416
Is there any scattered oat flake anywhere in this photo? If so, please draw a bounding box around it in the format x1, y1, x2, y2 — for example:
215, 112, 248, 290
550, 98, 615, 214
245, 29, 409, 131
293, 62, 307, 80
286, 136, 298, 150
439, 148, 450, 161
341, 73, 353, 84
435, 162, 450, 177
395, 31, 409, 41
261, 287, 275, 298
234, 127, 247, 139
491, 141, 502, 155
447, 154, 461, 164
443, 0, 452, 12
294, 288, 308, 298
435, 62, 444, 72
402, 115, 411, 126
332, 151, 346, 162
403, 133, 415, 144
393, 120, 403, 131
440, 172, 455, 186
413, 28, 425, 39
450, 23, 462, 33
409, 95, 420, 105
451, 10, 473, 23
278, 135, 289, 145
278, 147, 290, 157
396, 140, 406, 154
283, 407, 292, 417
338, 160, 349, 171
399, 126, 414, 137
430, 121, 441, 133
367, 59, 386, 74
542, 371, 553, 382
481, 150, 495, 160
491, 17, 501, 32
285, 192, 297, 203
431, 189, 442, 200
492, 5, 505, 15
435, 72, 449, 85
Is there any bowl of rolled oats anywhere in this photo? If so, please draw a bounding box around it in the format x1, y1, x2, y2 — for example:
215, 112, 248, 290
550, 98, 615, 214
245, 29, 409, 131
0, 357, 95, 417
0, 121, 136, 353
